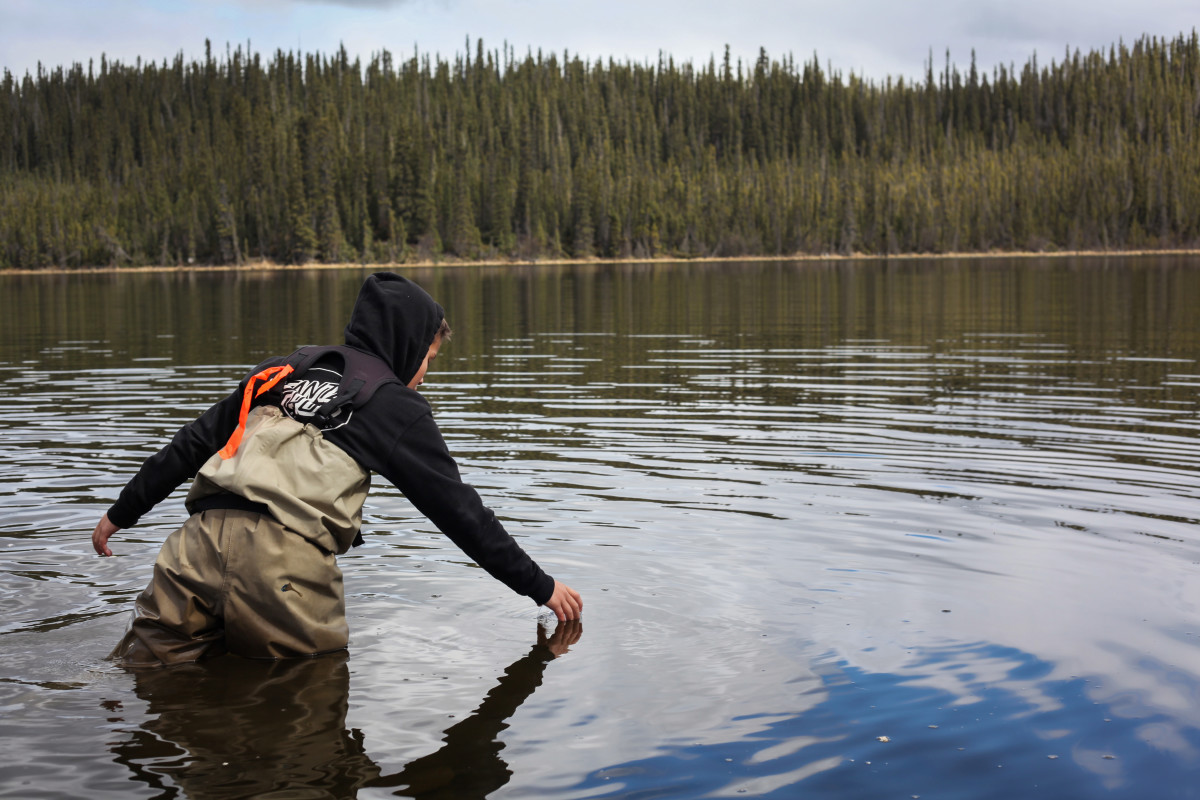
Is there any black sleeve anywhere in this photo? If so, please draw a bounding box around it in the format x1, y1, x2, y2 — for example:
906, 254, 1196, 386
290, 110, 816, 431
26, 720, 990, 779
381, 411, 556, 606
105, 380, 246, 529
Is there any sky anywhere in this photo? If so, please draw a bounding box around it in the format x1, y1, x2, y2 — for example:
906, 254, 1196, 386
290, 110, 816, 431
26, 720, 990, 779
1, 0, 1196, 84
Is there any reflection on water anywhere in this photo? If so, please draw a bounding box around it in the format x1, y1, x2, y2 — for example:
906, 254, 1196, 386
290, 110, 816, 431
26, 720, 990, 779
575, 640, 1200, 800
110, 653, 375, 799
1, 257, 1199, 798
108, 621, 579, 799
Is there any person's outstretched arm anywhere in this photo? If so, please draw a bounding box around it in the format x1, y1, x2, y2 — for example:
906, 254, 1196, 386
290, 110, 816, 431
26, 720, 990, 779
91, 363, 265, 555
378, 406, 583, 613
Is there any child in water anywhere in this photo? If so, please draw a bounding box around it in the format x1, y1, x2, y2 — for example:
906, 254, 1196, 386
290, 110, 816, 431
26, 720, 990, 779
92, 272, 581, 666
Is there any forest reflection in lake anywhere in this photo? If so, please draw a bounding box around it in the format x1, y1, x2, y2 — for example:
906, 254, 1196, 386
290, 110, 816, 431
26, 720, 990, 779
0, 256, 1198, 799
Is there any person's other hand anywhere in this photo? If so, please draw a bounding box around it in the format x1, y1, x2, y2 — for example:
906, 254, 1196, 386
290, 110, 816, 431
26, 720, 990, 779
543, 580, 582, 621
92, 513, 120, 556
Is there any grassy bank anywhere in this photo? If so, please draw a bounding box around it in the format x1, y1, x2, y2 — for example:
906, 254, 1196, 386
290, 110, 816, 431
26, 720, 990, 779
4, 248, 1199, 277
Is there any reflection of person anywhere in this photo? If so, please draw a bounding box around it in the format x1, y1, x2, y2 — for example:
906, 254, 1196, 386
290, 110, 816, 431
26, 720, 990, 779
108, 620, 582, 800
91, 273, 581, 667
367, 620, 583, 798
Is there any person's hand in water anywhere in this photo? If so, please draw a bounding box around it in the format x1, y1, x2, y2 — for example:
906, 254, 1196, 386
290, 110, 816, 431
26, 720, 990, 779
91, 514, 120, 556
538, 618, 583, 658
544, 580, 582, 621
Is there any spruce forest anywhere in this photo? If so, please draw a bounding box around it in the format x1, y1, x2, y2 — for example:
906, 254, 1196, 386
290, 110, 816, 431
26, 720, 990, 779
1, 33, 1198, 269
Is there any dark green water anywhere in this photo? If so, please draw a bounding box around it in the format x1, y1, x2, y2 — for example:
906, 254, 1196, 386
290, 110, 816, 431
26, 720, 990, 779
1, 257, 1198, 798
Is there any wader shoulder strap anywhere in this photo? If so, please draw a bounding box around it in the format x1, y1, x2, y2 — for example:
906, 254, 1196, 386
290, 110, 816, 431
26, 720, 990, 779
219, 364, 294, 459
283, 345, 401, 428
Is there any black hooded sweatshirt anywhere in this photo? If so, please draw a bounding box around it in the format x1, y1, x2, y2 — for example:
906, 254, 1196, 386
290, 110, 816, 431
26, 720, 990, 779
107, 273, 555, 606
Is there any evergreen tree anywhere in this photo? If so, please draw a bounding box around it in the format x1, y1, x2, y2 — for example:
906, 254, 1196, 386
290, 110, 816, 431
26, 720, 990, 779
2, 32, 1199, 269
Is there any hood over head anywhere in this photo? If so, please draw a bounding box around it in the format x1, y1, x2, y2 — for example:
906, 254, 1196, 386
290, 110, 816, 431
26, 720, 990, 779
343, 273, 445, 385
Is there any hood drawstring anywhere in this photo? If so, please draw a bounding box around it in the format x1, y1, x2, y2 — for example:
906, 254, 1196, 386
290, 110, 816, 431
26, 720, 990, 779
219, 365, 294, 459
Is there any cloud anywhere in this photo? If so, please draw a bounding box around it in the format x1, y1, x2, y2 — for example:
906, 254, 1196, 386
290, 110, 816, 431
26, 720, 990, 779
293, 0, 414, 6
2, 0, 1196, 83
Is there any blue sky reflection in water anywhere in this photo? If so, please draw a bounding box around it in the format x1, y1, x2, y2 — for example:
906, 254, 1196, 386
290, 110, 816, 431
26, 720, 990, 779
575, 642, 1200, 799
0, 257, 1198, 798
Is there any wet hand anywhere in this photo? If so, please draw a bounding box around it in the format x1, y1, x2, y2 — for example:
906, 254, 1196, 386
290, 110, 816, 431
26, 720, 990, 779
91, 514, 120, 557
543, 580, 582, 622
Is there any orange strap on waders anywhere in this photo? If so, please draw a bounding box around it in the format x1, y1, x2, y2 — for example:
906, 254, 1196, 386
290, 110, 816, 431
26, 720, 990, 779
218, 365, 294, 459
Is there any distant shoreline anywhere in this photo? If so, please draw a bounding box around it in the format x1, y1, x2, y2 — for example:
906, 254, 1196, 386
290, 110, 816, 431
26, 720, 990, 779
4, 249, 1199, 277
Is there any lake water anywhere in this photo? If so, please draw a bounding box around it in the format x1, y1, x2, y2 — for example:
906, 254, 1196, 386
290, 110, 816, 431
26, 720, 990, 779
1, 257, 1198, 799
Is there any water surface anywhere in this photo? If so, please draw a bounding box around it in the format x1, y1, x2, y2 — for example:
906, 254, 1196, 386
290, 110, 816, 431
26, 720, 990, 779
1, 257, 1199, 798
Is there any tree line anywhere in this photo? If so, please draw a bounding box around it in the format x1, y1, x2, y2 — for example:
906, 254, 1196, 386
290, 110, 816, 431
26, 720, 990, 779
1, 32, 1198, 269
